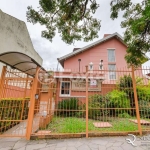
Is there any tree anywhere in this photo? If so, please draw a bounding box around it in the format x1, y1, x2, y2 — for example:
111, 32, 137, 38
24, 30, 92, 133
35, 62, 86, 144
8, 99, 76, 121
27, 0, 150, 66
110, 0, 150, 66
27, 0, 100, 44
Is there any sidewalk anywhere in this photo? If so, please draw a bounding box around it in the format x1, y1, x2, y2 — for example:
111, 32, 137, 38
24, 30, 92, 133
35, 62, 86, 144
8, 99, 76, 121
0, 136, 148, 150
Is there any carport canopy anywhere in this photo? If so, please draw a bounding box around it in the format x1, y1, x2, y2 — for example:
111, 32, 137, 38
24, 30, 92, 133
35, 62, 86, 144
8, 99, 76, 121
0, 52, 43, 76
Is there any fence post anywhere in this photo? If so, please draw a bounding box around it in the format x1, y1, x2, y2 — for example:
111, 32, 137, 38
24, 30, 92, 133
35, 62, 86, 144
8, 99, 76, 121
0, 66, 6, 99
20, 75, 28, 120
85, 66, 88, 138
26, 67, 39, 140
131, 66, 142, 136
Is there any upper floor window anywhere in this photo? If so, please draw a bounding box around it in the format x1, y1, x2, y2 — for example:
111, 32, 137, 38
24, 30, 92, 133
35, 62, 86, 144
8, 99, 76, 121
89, 62, 93, 70
108, 49, 115, 62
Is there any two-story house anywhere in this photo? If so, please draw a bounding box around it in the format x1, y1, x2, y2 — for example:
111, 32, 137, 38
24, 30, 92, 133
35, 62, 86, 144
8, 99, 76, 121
53, 32, 132, 102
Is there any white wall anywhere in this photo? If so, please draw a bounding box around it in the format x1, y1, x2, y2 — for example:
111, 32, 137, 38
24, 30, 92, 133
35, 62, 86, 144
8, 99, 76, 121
0, 9, 43, 75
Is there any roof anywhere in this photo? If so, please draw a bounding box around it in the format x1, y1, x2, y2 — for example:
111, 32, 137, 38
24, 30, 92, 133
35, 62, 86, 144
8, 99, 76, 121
57, 32, 126, 67
0, 9, 43, 66
0, 52, 44, 76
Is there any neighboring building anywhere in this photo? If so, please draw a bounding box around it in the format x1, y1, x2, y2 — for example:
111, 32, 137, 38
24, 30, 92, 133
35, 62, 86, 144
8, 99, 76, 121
0, 9, 42, 75
54, 33, 143, 102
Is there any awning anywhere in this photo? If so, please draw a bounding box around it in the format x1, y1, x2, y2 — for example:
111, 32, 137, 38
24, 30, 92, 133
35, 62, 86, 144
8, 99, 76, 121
0, 52, 43, 76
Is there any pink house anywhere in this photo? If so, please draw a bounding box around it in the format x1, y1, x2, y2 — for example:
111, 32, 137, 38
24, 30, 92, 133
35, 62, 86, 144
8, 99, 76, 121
53, 32, 131, 102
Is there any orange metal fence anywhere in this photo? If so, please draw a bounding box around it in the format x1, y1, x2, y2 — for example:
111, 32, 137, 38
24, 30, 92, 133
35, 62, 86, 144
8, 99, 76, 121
27, 66, 150, 139
0, 66, 33, 137
1, 66, 150, 139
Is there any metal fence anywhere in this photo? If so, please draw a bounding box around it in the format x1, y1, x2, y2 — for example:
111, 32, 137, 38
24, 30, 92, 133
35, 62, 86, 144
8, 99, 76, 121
0, 66, 33, 137
28, 66, 150, 139
0, 66, 150, 139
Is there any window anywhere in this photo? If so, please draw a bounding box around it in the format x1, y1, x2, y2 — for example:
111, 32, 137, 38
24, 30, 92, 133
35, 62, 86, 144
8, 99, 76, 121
108, 64, 116, 80
89, 62, 93, 70
108, 49, 115, 62
60, 82, 70, 96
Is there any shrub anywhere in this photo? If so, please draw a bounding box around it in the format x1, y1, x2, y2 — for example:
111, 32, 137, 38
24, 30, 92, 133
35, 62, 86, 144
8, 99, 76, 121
118, 112, 131, 118
137, 86, 150, 101
106, 90, 131, 115
0, 99, 29, 133
138, 100, 150, 118
57, 97, 79, 116
88, 94, 109, 119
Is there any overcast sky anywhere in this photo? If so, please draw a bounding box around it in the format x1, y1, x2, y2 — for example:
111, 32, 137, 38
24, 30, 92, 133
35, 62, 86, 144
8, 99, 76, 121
1, 0, 149, 69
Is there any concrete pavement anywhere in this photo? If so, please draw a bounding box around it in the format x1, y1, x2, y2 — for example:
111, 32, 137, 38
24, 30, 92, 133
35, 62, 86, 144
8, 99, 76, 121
0, 136, 149, 150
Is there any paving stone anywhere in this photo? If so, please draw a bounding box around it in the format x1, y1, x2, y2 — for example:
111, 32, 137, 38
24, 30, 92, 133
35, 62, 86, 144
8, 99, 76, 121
0, 141, 16, 148
78, 144, 90, 150
13, 140, 28, 149
98, 145, 106, 150
67, 147, 77, 150
45, 145, 56, 150
135, 146, 147, 150
0, 147, 12, 150
121, 143, 137, 150
47, 139, 64, 145
66, 141, 76, 147
16, 147, 26, 150
93, 122, 112, 128
26, 143, 46, 150
64, 138, 79, 142
107, 146, 123, 150
55, 147, 67, 150
0, 138, 21, 142
129, 119, 150, 125
39, 146, 55, 150
87, 143, 99, 149
113, 141, 123, 146
55, 142, 67, 148
90, 148, 98, 150
78, 138, 91, 144
74, 142, 83, 148
46, 144, 56, 147
105, 142, 114, 148
38, 140, 46, 144
91, 139, 108, 146
104, 136, 124, 142
28, 140, 39, 145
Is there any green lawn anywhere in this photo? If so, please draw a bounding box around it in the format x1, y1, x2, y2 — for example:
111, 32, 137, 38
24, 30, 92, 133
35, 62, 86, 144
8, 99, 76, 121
47, 117, 141, 133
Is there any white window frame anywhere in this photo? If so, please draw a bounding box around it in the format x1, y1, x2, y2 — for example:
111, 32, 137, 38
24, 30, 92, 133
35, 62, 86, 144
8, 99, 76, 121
60, 81, 71, 97
108, 64, 116, 80
107, 49, 116, 62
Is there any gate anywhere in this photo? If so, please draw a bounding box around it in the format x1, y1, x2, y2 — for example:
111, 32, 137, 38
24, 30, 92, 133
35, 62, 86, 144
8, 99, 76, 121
0, 66, 33, 137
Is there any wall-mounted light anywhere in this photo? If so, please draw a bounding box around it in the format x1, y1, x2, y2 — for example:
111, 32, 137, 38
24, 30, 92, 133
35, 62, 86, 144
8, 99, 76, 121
89, 62, 93, 70
35, 94, 39, 100
99, 60, 103, 70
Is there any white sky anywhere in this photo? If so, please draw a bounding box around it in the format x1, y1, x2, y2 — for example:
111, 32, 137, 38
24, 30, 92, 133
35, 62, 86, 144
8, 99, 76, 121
0, 0, 149, 69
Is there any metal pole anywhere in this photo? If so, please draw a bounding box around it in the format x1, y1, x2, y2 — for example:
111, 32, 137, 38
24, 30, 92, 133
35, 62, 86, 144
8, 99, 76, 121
26, 67, 39, 140
85, 65, 88, 138
131, 66, 142, 136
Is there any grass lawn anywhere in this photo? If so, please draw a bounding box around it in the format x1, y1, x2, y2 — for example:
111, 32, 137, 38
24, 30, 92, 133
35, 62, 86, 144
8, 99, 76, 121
47, 117, 141, 133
